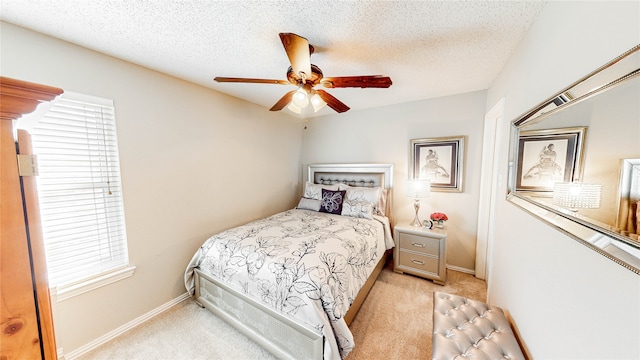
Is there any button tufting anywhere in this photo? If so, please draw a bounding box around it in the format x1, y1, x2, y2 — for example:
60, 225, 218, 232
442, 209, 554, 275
433, 292, 525, 360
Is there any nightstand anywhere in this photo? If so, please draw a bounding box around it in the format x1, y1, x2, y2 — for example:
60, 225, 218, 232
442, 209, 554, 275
393, 221, 447, 285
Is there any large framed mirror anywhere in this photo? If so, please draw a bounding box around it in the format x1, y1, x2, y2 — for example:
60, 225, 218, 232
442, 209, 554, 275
507, 44, 640, 275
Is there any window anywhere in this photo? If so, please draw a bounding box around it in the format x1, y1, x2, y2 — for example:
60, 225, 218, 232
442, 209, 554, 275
22, 92, 133, 300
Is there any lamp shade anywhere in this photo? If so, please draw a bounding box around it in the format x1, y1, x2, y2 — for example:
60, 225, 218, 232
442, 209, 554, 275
310, 92, 326, 112
291, 87, 309, 108
406, 179, 431, 198
553, 182, 602, 209
287, 102, 302, 114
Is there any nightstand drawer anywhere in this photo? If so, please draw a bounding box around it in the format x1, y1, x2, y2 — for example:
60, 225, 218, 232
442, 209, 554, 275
398, 250, 439, 274
398, 232, 440, 255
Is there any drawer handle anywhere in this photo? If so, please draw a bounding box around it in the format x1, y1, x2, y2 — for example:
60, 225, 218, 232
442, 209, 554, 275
411, 259, 425, 265
411, 242, 425, 248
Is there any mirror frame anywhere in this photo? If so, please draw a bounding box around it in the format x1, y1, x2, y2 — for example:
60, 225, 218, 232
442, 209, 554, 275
507, 44, 640, 275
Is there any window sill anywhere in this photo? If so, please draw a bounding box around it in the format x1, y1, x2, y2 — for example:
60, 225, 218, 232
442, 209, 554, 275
51, 265, 136, 302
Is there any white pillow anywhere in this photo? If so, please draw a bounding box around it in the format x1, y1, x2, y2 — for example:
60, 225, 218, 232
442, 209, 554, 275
341, 199, 374, 219
303, 181, 339, 200
297, 197, 322, 211
338, 184, 384, 215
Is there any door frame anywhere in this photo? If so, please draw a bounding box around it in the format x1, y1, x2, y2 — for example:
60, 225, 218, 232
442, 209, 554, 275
475, 98, 505, 281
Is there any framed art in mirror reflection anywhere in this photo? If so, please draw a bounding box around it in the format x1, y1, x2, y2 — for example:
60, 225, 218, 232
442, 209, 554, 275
516, 127, 587, 193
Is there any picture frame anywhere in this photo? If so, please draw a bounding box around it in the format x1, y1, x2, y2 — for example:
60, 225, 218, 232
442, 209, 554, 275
410, 136, 464, 192
515, 127, 587, 193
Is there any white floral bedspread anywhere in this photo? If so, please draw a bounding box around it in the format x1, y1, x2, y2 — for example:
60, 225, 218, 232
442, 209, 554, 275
184, 209, 393, 359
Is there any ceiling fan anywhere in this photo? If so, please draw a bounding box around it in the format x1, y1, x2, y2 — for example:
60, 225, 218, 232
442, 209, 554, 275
214, 33, 392, 114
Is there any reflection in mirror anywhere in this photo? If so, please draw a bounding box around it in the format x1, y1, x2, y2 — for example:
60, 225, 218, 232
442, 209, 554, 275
617, 159, 640, 237
508, 44, 640, 275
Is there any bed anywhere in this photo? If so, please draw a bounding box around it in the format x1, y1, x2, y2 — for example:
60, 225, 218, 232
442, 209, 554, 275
184, 163, 394, 360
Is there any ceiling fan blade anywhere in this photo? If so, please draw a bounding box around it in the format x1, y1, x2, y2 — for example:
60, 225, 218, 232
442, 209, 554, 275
315, 90, 350, 113
279, 33, 312, 80
320, 76, 392, 88
270, 90, 296, 111
214, 77, 290, 85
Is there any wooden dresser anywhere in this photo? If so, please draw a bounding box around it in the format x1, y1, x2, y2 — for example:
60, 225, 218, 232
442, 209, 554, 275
1, 76, 63, 359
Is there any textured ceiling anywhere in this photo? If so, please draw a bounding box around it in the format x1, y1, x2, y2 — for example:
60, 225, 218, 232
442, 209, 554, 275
0, 0, 546, 117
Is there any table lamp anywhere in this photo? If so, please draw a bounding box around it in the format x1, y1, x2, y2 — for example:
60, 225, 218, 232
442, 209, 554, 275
406, 179, 431, 226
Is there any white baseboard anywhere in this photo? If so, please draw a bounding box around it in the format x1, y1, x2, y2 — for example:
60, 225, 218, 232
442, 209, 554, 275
63, 292, 191, 360
446, 264, 476, 275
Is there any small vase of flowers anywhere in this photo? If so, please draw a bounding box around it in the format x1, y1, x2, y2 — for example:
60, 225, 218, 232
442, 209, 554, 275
430, 212, 448, 229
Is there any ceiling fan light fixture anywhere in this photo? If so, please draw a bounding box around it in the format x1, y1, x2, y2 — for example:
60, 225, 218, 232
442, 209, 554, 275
287, 102, 302, 114
292, 87, 309, 108
310, 93, 326, 112
215, 33, 391, 114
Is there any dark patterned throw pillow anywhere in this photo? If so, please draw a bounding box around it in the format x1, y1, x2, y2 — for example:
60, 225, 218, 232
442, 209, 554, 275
319, 189, 346, 215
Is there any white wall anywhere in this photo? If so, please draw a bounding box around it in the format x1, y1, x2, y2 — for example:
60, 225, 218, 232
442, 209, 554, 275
486, 2, 640, 358
301, 90, 487, 271
1, 22, 303, 354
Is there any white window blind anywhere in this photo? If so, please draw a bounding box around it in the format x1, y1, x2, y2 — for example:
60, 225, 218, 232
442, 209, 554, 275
29, 92, 130, 288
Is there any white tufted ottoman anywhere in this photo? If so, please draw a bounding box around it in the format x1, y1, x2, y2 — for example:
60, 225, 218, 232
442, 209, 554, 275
432, 292, 525, 360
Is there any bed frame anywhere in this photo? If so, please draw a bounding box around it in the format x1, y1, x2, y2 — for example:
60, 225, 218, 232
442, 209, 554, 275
194, 163, 394, 360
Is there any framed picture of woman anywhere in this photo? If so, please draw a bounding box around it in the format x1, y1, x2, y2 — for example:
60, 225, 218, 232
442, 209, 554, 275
515, 127, 587, 193
410, 136, 465, 192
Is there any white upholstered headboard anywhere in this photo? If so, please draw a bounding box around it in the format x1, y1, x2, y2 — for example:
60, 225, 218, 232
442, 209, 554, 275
307, 163, 393, 190
306, 163, 394, 222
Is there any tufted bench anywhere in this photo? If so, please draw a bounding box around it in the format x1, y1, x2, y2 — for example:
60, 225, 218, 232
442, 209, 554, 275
432, 292, 525, 360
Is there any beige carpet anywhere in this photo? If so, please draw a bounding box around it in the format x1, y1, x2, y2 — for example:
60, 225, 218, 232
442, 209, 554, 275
77, 299, 275, 360
78, 262, 486, 359
348, 263, 486, 359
